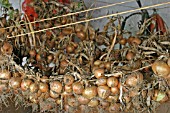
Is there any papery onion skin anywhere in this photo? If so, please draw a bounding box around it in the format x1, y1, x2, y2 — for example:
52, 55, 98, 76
9, 77, 22, 89
50, 90, 59, 98
97, 85, 110, 99
72, 82, 84, 95
0, 69, 11, 80
88, 99, 99, 107
152, 60, 170, 77
21, 79, 33, 91
94, 68, 105, 78
107, 77, 119, 87
126, 51, 135, 61
76, 31, 86, 40
50, 81, 62, 93
125, 72, 143, 87
111, 87, 119, 95
64, 85, 72, 93
39, 82, 49, 93
77, 95, 90, 105
64, 75, 74, 85
0, 84, 8, 93
82, 86, 97, 99
30, 83, 39, 93
125, 75, 138, 87
96, 77, 107, 86
119, 38, 127, 45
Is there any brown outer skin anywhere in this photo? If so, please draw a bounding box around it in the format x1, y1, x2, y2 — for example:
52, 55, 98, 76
152, 61, 170, 77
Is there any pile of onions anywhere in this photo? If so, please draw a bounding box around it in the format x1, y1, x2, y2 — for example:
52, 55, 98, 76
0, 0, 169, 113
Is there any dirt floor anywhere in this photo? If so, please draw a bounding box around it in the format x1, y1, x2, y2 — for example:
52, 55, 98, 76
0, 101, 170, 113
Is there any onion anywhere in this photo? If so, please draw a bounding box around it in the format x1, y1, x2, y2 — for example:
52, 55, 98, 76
64, 85, 72, 93
67, 96, 79, 107
88, 99, 99, 107
62, 27, 73, 35
30, 83, 39, 93
9, 77, 22, 89
125, 72, 143, 87
0, 84, 8, 93
47, 54, 54, 63
66, 45, 75, 53
50, 81, 62, 93
39, 82, 49, 93
94, 60, 102, 66
36, 54, 41, 61
119, 38, 127, 45
131, 37, 141, 45
104, 61, 111, 70
94, 68, 105, 78
77, 95, 90, 105
107, 77, 119, 87
76, 31, 86, 40
1, 41, 13, 55
96, 77, 107, 86
83, 86, 97, 99
60, 60, 68, 68
64, 75, 74, 85
64, 104, 70, 112
92, 66, 99, 73
126, 51, 135, 61
29, 49, 36, 57
0, 69, 11, 80
21, 79, 33, 91
106, 95, 119, 103
125, 75, 137, 87
152, 60, 170, 77
97, 85, 110, 99
127, 36, 134, 44
72, 82, 84, 95
111, 87, 119, 95
50, 90, 59, 98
